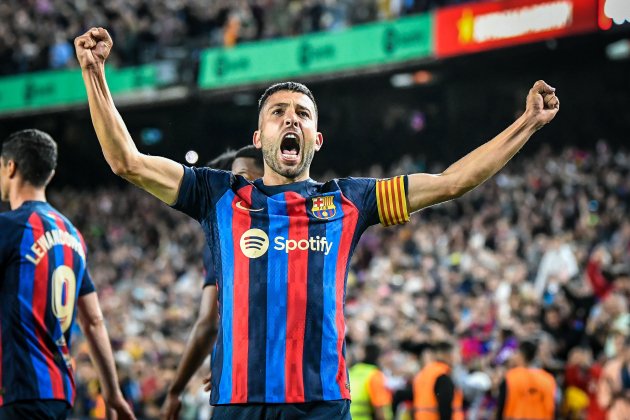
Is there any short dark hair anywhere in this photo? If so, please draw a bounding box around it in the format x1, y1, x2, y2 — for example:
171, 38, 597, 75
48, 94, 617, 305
363, 342, 381, 365
431, 341, 454, 354
519, 341, 538, 364
1, 129, 57, 187
234, 145, 264, 169
207, 148, 236, 170
258, 82, 318, 117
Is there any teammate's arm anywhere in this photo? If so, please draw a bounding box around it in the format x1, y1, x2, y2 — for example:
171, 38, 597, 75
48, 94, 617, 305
77, 292, 136, 420
161, 286, 219, 420
406, 80, 559, 213
74, 28, 183, 205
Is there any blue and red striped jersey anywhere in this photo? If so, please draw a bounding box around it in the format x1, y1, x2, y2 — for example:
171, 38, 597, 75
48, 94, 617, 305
172, 167, 409, 405
0, 201, 95, 407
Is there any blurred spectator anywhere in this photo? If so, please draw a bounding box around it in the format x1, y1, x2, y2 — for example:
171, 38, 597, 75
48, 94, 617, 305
563, 346, 593, 418
597, 335, 630, 419
587, 245, 615, 299
49, 33, 74, 69
0, 0, 481, 75
534, 234, 579, 300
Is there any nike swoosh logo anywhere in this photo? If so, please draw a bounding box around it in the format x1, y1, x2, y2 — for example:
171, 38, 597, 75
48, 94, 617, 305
236, 201, 265, 212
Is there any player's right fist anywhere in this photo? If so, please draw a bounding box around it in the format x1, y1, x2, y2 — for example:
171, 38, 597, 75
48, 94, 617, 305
74, 27, 113, 70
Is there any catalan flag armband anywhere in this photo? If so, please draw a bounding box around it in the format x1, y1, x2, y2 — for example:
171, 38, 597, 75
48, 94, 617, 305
376, 175, 410, 227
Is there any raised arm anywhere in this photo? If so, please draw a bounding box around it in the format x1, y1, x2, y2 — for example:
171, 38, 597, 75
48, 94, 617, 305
406, 80, 560, 213
74, 27, 183, 205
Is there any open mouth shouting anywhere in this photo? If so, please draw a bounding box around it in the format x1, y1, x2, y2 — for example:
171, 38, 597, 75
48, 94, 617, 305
280, 132, 301, 165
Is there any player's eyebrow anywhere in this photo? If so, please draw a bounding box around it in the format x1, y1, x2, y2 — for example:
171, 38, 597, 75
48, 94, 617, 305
269, 102, 289, 110
295, 104, 312, 114
268, 102, 313, 115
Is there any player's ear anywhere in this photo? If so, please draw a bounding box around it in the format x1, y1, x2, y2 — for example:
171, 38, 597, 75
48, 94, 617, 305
253, 130, 262, 149
314, 132, 323, 152
7, 159, 17, 179
44, 169, 55, 185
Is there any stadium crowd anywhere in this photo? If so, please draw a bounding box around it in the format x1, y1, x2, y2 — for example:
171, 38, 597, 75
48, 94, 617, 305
14, 141, 622, 419
2, 0, 466, 76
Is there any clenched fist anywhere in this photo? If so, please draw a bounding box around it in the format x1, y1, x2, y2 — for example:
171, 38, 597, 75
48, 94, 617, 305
524, 80, 560, 129
74, 27, 113, 70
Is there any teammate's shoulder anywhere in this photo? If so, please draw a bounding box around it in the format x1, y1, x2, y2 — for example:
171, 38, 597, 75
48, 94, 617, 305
0, 209, 25, 245
0, 211, 11, 225
50, 206, 76, 226
36, 204, 74, 228
0, 208, 22, 226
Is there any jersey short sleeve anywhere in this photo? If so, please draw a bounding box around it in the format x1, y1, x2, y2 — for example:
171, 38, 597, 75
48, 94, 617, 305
171, 166, 234, 222
338, 175, 410, 228
202, 243, 216, 287
79, 269, 96, 296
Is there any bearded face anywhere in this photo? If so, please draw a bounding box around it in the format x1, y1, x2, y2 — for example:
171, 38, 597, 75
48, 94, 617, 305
254, 90, 322, 183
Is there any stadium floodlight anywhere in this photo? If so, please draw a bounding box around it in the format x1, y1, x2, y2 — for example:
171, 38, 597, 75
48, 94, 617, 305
185, 150, 199, 164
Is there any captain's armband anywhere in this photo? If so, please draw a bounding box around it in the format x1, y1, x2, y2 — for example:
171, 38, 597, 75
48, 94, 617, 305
376, 175, 410, 226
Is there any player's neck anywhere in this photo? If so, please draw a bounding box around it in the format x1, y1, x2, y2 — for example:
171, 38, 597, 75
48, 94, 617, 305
10, 184, 47, 210
262, 170, 310, 186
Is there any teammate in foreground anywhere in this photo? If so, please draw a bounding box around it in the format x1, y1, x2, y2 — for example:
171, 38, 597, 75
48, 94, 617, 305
75, 27, 559, 419
0, 129, 135, 420
161, 146, 263, 420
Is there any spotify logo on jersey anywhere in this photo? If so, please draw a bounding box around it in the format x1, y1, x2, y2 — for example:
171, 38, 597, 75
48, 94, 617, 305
239, 229, 269, 258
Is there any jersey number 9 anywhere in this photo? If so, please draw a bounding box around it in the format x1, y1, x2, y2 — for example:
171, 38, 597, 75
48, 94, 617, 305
51, 266, 76, 333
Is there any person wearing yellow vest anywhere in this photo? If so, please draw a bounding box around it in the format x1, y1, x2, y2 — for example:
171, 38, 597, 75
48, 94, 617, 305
496, 340, 557, 420
412, 341, 464, 420
349, 343, 393, 420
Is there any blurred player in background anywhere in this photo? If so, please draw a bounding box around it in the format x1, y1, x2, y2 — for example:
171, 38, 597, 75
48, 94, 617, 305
162, 145, 263, 420
230, 145, 265, 181
0, 129, 135, 420
496, 341, 557, 420
413, 341, 463, 420
349, 342, 393, 420
75, 27, 559, 419
207, 149, 237, 172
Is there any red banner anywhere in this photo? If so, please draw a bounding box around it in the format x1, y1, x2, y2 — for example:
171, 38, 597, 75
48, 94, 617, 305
435, 0, 598, 57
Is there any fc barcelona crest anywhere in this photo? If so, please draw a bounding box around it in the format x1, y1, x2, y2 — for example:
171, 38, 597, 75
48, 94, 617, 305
311, 196, 336, 219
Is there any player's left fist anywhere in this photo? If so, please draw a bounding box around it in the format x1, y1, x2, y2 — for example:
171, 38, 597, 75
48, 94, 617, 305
74, 27, 113, 70
525, 80, 560, 128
